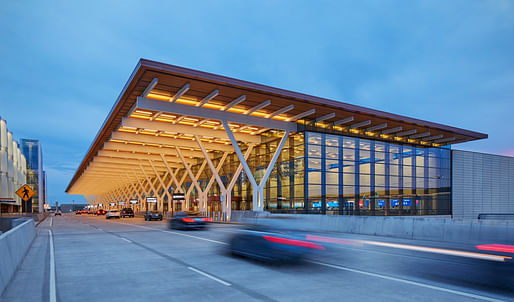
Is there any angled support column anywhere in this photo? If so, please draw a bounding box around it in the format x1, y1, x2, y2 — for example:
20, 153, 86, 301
195, 135, 230, 219
149, 159, 172, 213
223, 120, 289, 211
160, 154, 185, 193
226, 143, 255, 220
176, 147, 207, 211
256, 129, 290, 209
132, 170, 150, 211
222, 120, 259, 210
139, 163, 160, 211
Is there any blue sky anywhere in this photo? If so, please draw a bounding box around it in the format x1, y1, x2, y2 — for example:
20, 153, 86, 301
1, 1, 513, 205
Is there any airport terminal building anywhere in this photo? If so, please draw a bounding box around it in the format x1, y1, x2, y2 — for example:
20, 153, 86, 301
66, 59, 514, 220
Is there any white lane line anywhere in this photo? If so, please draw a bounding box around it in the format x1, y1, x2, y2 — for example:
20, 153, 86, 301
116, 222, 228, 245
48, 230, 57, 302
308, 260, 507, 302
50, 218, 53, 227
188, 267, 231, 286
120, 237, 132, 243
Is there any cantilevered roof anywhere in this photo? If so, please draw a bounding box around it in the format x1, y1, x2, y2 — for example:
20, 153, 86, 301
66, 58, 487, 194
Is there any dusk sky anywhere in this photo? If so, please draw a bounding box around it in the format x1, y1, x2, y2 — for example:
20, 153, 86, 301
1, 1, 513, 205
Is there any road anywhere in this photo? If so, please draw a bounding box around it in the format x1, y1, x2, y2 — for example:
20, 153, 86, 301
2, 214, 513, 302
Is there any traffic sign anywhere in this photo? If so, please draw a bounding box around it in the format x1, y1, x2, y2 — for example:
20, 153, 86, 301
16, 184, 35, 201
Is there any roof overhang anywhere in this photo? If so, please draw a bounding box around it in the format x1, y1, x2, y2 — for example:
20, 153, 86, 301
66, 58, 487, 195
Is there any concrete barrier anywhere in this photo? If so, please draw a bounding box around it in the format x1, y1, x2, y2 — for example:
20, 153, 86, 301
0, 219, 36, 295
232, 212, 514, 245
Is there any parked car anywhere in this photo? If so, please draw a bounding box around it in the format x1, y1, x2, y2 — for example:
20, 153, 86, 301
106, 210, 121, 219
229, 221, 325, 263
144, 211, 163, 221
96, 209, 106, 215
55, 210, 62, 216
75, 210, 81, 215
120, 208, 134, 218
169, 212, 211, 230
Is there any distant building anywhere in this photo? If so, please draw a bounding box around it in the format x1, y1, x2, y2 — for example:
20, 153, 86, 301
59, 203, 88, 213
19, 138, 46, 213
0, 117, 27, 213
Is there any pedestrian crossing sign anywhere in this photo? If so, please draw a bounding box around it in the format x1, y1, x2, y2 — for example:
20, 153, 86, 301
16, 184, 35, 201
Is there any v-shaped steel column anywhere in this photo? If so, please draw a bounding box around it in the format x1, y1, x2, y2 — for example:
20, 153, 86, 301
223, 120, 290, 211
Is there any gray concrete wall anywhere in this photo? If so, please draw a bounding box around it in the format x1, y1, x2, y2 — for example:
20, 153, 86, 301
452, 150, 514, 219
232, 211, 514, 245
0, 219, 36, 295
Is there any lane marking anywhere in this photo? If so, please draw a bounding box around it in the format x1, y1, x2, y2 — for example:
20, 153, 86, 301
308, 260, 507, 302
120, 237, 132, 243
188, 267, 231, 286
48, 230, 57, 302
50, 218, 53, 227
116, 222, 228, 245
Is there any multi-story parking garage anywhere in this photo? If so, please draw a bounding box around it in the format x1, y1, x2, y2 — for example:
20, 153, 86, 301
66, 59, 493, 220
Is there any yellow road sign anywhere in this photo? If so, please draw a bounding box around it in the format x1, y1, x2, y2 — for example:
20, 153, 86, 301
16, 184, 35, 201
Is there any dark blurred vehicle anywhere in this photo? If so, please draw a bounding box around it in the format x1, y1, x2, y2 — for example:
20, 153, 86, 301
55, 210, 62, 216
75, 210, 81, 215
230, 221, 325, 263
106, 210, 121, 219
120, 208, 134, 218
88, 210, 96, 215
96, 209, 106, 215
144, 211, 163, 221
169, 212, 211, 230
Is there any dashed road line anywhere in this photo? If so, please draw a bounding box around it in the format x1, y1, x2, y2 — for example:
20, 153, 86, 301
116, 222, 228, 245
188, 267, 231, 286
120, 237, 132, 243
308, 260, 507, 302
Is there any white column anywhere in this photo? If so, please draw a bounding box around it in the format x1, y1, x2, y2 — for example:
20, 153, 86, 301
223, 120, 290, 211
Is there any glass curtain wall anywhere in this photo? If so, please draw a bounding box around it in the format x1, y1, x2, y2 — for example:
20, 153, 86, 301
304, 131, 451, 216
183, 130, 450, 216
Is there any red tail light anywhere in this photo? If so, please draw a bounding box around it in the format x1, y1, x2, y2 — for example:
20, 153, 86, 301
182, 218, 195, 222
202, 218, 212, 222
476, 244, 514, 254
262, 235, 325, 250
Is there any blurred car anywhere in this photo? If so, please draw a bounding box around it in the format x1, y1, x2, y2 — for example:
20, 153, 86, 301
88, 210, 96, 215
75, 210, 81, 215
96, 209, 106, 215
55, 210, 62, 216
106, 210, 121, 219
229, 222, 325, 262
120, 208, 134, 218
144, 211, 163, 221
169, 212, 211, 230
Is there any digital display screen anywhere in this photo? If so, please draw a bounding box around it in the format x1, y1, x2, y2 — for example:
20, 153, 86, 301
403, 199, 412, 207
327, 201, 339, 208
378, 200, 385, 207
146, 197, 157, 203
130, 200, 138, 204
391, 199, 399, 207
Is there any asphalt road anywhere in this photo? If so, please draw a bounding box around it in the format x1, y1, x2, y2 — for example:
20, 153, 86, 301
2, 214, 513, 302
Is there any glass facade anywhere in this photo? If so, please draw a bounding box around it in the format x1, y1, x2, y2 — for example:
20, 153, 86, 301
303, 132, 451, 215
182, 130, 451, 216
20, 138, 45, 213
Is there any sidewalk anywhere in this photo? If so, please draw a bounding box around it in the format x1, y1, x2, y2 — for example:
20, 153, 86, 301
0, 222, 49, 302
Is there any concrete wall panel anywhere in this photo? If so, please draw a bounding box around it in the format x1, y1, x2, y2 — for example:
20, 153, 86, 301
0, 219, 36, 295
452, 150, 514, 219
